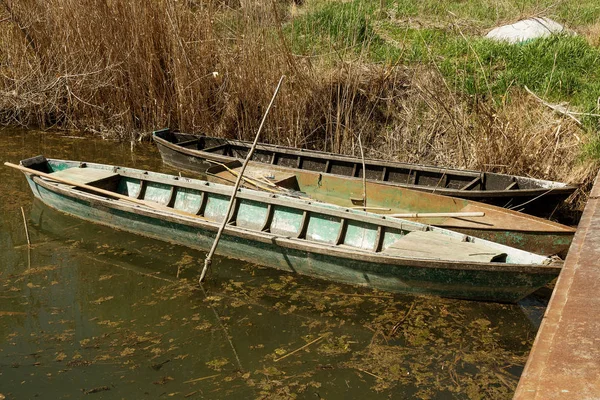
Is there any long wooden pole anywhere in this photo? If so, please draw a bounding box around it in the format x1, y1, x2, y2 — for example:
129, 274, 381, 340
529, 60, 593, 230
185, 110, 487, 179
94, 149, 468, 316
199, 76, 285, 282
357, 133, 367, 208
389, 211, 484, 218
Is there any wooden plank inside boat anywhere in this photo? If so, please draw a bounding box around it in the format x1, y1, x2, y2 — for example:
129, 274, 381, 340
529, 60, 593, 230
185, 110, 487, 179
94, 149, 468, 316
384, 231, 507, 263
48, 167, 119, 186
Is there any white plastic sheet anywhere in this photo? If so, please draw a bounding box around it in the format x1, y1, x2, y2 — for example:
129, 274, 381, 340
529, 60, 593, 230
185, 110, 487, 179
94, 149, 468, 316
485, 18, 571, 44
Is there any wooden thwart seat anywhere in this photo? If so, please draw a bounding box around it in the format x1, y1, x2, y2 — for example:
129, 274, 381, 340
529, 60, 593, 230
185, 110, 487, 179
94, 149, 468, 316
385, 230, 507, 263
48, 167, 119, 187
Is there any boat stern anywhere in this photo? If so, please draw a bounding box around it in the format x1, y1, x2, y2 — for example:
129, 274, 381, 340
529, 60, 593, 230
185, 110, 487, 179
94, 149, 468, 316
19, 155, 52, 199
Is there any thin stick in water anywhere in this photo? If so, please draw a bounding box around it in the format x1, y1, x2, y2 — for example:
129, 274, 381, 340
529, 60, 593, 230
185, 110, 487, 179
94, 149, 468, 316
199, 76, 285, 282
274, 335, 325, 362
20, 206, 31, 247
183, 373, 220, 384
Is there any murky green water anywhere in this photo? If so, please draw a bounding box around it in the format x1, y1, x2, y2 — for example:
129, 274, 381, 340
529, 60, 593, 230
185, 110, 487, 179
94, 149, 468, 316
0, 129, 548, 399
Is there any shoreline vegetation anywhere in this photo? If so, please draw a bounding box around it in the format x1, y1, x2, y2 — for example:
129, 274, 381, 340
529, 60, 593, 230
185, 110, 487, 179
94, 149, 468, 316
1, 0, 599, 215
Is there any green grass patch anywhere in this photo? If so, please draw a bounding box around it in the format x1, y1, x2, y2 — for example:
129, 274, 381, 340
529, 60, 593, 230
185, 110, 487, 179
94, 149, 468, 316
287, 0, 383, 55
286, 0, 600, 129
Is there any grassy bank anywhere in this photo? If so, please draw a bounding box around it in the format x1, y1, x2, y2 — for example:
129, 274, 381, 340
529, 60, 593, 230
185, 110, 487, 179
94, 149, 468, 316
1, 0, 599, 208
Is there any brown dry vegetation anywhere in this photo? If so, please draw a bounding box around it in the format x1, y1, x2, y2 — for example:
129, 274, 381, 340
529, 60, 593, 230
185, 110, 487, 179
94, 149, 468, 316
0, 0, 596, 211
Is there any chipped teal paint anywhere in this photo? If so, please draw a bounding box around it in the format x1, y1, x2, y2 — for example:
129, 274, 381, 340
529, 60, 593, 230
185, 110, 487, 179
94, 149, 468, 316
236, 199, 268, 231
173, 187, 203, 214
271, 206, 303, 236
118, 177, 142, 198
382, 228, 404, 249
143, 182, 172, 205
344, 221, 378, 250
48, 161, 71, 172
204, 194, 229, 220
306, 213, 340, 244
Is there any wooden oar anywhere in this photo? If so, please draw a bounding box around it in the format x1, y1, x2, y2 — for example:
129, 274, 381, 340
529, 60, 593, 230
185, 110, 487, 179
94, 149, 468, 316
351, 206, 392, 211
389, 212, 485, 218
199, 75, 285, 282
4, 162, 209, 220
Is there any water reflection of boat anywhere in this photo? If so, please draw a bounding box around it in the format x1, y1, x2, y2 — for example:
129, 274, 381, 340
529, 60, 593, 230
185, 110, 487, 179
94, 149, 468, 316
14, 156, 562, 302
153, 128, 578, 217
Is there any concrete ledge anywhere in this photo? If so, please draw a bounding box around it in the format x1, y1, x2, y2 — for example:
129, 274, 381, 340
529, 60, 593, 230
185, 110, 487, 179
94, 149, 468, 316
514, 172, 600, 399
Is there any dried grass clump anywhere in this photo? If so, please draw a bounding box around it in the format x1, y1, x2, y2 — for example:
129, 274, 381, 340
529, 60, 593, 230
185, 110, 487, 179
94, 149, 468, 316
0, 0, 413, 149
581, 22, 600, 48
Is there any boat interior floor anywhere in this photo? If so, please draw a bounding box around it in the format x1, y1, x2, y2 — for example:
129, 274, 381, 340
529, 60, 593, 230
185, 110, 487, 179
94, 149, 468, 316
385, 231, 507, 263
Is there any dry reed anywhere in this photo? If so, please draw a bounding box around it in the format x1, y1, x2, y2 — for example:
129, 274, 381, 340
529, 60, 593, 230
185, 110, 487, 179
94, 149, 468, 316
0, 0, 596, 213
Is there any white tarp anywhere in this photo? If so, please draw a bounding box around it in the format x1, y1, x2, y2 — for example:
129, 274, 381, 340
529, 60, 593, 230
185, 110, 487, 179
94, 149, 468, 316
485, 18, 572, 44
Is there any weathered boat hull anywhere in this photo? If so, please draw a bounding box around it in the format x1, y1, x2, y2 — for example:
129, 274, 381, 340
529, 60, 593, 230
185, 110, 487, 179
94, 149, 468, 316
16, 158, 561, 303
27, 182, 553, 302
153, 129, 578, 216
205, 161, 575, 256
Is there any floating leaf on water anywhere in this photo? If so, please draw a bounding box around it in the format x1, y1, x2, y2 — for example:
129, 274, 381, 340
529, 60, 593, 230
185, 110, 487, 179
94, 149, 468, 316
269, 283, 285, 291
120, 347, 135, 357
317, 335, 352, 356
97, 320, 121, 328
54, 352, 67, 362
20, 265, 58, 276
194, 321, 212, 331
151, 347, 164, 356
206, 357, 229, 371
204, 295, 222, 303
90, 296, 114, 305
230, 298, 246, 308
274, 348, 287, 356
0, 311, 26, 317
153, 376, 174, 385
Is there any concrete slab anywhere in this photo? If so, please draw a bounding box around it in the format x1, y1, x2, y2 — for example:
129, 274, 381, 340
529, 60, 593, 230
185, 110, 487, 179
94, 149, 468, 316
514, 173, 600, 399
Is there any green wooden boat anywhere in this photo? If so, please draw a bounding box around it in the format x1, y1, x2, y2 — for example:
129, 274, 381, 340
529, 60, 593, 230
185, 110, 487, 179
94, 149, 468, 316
205, 161, 575, 256
13, 156, 562, 302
